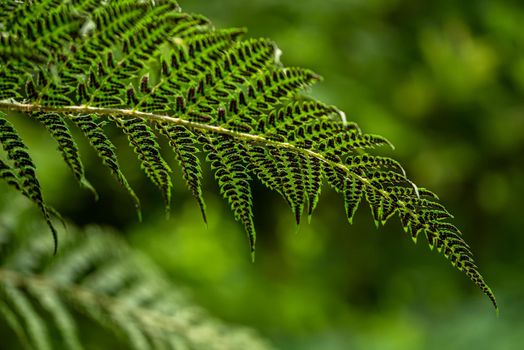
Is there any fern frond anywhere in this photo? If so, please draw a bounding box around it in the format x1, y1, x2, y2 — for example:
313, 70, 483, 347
0, 0, 496, 309
0, 200, 273, 350
0, 113, 58, 253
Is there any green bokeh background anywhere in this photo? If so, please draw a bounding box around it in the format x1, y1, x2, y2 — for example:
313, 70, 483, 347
2, 0, 524, 349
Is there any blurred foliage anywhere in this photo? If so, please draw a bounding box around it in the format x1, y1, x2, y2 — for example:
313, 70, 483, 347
0, 195, 273, 350
1, 0, 523, 349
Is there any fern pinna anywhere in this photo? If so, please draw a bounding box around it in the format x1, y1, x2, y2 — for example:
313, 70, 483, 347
0, 0, 496, 309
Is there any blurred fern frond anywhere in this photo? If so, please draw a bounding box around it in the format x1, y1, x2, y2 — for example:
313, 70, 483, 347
0, 199, 273, 350
0, 0, 496, 308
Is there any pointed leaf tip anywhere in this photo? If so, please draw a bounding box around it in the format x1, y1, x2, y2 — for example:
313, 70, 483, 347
50, 225, 58, 255
198, 203, 208, 225
487, 289, 498, 313
135, 204, 143, 223
81, 178, 99, 201
294, 207, 301, 226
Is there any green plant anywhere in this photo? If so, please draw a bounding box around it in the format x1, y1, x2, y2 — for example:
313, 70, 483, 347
0, 196, 273, 350
0, 0, 496, 318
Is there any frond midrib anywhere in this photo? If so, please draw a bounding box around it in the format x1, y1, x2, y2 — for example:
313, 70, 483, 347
0, 267, 199, 334
0, 100, 415, 214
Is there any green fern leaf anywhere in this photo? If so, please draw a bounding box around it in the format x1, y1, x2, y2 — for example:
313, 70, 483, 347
0, 158, 22, 190
202, 134, 257, 259
0, 199, 273, 350
32, 112, 97, 198
2, 283, 52, 350
344, 178, 365, 225
0, 298, 32, 349
269, 147, 308, 225
112, 117, 172, 213
0, 113, 57, 253
0, 0, 496, 309
156, 122, 207, 222
71, 114, 141, 219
